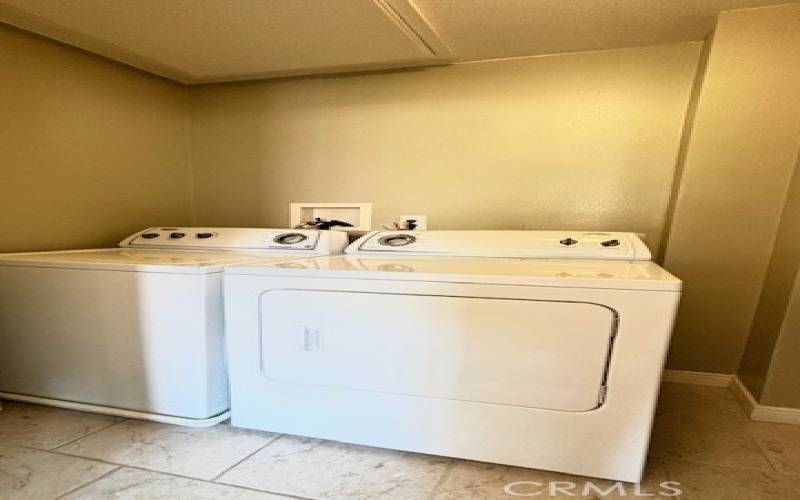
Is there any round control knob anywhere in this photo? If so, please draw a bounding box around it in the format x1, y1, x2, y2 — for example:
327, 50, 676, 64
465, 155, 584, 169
196, 232, 214, 239
141, 233, 159, 239
273, 233, 308, 245
601, 239, 621, 247
378, 234, 417, 247
169, 232, 186, 239
559, 238, 578, 246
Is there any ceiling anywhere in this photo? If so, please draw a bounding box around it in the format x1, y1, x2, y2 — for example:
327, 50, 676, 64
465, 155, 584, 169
415, 0, 794, 60
0, 0, 794, 84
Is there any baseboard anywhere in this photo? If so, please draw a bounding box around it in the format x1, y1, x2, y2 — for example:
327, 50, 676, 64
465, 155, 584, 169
730, 375, 758, 415
663, 370, 800, 426
662, 369, 733, 387
751, 405, 800, 425
730, 376, 800, 425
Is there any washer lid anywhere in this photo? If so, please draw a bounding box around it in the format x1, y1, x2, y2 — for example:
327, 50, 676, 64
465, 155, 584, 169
0, 249, 311, 274
348, 230, 652, 260
226, 255, 681, 291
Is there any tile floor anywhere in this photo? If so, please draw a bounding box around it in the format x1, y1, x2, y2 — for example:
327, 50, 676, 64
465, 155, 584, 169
1, 383, 799, 499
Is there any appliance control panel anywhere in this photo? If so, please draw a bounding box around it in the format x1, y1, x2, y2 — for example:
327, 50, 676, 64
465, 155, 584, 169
120, 227, 348, 254
348, 231, 651, 260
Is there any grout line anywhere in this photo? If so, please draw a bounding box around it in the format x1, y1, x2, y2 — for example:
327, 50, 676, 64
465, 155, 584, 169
24, 445, 137, 467
211, 434, 319, 499
209, 433, 284, 482
739, 420, 783, 475
426, 459, 455, 500
43, 442, 313, 499
51, 418, 130, 451
53, 465, 121, 499
746, 426, 784, 475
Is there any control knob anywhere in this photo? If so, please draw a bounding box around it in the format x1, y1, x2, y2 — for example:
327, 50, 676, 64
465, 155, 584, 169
378, 234, 417, 247
274, 233, 308, 245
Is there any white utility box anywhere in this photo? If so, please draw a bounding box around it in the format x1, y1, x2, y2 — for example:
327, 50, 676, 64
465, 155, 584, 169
290, 203, 372, 233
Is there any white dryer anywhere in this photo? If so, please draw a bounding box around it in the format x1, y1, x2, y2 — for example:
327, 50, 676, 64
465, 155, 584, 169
223, 230, 681, 481
0, 227, 347, 426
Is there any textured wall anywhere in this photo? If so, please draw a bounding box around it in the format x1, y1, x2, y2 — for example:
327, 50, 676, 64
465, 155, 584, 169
761, 274, 800, 408
759, 279, 800, 409
663, 4, 800, 374
0, 26, 194, 253
189, 43, 701, 253
739, 152, 800, 399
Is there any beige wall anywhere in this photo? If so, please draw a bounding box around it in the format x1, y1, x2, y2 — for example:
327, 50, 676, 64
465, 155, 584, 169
739, 151, 800, 399
663, 3, 800, 374
0, 25, 194, 253
190, 43, 702, 253
761, 273, 800, 408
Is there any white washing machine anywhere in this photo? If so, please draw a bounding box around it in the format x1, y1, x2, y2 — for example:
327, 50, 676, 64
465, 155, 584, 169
223, 230, 681, 481
0, 227, 347, 426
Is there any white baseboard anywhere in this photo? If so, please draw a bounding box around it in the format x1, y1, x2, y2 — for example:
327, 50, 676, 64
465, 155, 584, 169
662, 369, 733, 387
663, 369, 800, 426
730, 375, 758, 415
730, 376, 800, 425
751, 405, 800, 425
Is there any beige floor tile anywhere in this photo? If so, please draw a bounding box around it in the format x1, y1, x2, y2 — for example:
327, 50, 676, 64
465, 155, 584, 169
63, 467, 287, 499
0, 401, 123, 450
433, 457, 679, 499
0, 444, 117, 499
58, 420, 276, 480
665, 459, 800, 500
649, 385, 772, 470
217, 435, 450, 500
749, 421, 800, 475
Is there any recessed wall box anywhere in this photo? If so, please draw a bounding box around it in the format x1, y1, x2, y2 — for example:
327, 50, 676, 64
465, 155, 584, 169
290, 203, 372, 233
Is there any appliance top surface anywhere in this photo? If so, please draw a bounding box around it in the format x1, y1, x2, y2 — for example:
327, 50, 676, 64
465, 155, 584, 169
0, 248, 316, 274
347, 230, 653, 260
227, 254, 681, 292
0, 248, 289, 267
0, 227, 347, 273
